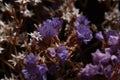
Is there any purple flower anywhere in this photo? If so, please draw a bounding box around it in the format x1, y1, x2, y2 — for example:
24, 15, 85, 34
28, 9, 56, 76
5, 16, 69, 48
92, 49, 111, 64
78, 64, 100, 78
108, 35, 119, 46
76, 26, 93, 44
43, 18, 62, 28
74, 16, 90, 28
22, 64, 48, 80
48, 45, 69, 62
39, 24, 58, 38
56, 45, 69, 62
95, 31, 104, 41
39, 18, 62, 38
37, 64, 48, 77
24, 53, 38, 66
51, 18, 62, 28
22, 53, 48, 80
74, 16, 92, 44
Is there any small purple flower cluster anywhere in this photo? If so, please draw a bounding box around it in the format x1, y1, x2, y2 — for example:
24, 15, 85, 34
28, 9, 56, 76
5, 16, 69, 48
0, 0, 120, 80
39, 18, 62, 39
74, 16, 93, 44
22, 53, 48, 80
48, 45, 69, 62
78, 31, 120, 79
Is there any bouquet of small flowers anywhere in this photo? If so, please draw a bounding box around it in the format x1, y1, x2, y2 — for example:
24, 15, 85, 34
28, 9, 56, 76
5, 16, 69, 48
0, 0, 120, 80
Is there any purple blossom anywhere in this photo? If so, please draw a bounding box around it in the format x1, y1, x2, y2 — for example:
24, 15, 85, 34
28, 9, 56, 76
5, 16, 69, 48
107, 35, 119, 53
56, 45, 69, 62
78, 64, 100, 78
76, 26, 93, 44
51, 18, 63, 28
48, 45, 69, 62
95, 31, 104, 41
39, 18, 62, 38
92, 49, 111, 64
22, 53, 48, 80
37, 64, 48, 77
24, 53, 38, 66
108, 35, 119, 46
39, 24, 58, 38
43, 18, 62, 28
74, 16, 90, 28
78, 62, 114, 79
74, 16, 93, 44
79, 47, 120, 80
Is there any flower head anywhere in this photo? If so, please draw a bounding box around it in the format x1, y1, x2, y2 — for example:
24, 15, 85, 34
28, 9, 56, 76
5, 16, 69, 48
74, 16, 90, 28
39, 25, 57, 39
108, 35, 119, 46
74, 16, 92, 44
78, 64, 100, 78
24, 53, 38, 66
22, 53, 48, 80
76, 26, 93, 44
37, 64, 48, 76
39, 18, 62, 39
48, 45, 69, 62
22, 64, 48, 80
92, 49, 111, 64
51, 18, 63, 28
56, 45, 69, 62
